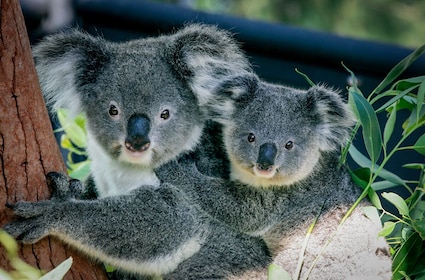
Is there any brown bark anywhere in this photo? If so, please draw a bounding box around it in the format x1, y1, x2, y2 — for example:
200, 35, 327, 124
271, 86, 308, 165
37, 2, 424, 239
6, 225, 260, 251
0, 0, 108, 279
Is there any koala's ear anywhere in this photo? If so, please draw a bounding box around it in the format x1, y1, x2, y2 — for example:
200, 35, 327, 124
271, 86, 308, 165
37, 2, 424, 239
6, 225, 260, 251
205, 73, 259, 123
167, 24, 251, 106
33, 30, 110, 118
306, 85, 356, 151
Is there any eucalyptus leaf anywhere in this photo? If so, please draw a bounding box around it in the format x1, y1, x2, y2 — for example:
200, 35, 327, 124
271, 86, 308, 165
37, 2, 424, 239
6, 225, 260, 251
414, 134, 425, 155
376, 85, 419, 113
382, 192, 410, 217
362, 205, 381, 224
68, 160, 91, 181
403, 163, 425, 170
348, 145, 406, 186
295, 68, 315, 87
383, 103, 397, 149
57, 109, 87, 148
392, 232, 423, 280
379, 221, 396, 237
417, 80, 425, 121
367, 186, 383, 209
372, 180, 398, 191
411, 220, 425, 239
348, 168, 370, 189
40, 257, 73, 280
373, 45, 425, 95
394, 76, 425, 91
0, 269, 13, 280
349, 90, 382, 165
268, 263, 292, 280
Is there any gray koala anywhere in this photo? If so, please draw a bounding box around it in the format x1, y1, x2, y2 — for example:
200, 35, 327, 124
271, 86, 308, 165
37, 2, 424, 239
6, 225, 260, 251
156, 73, 392, 279
4, 26, 273, 279
35, 24, 249, 198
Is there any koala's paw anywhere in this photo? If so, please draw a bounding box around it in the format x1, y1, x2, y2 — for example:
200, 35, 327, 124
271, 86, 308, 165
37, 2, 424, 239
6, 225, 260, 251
47, 172, 83, 200
4, 201, 53, 243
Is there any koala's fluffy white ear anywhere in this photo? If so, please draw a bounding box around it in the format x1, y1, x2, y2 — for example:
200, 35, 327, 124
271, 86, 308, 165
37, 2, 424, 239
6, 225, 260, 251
205, 73, 259, 123
307, 85, 356, 151
168, 24, 252, 107
33, 30, 110, 119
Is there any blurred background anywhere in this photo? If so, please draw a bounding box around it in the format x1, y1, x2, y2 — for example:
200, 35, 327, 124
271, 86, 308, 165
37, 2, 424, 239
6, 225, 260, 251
21, 0, 425, 49
160, 0, 425, 49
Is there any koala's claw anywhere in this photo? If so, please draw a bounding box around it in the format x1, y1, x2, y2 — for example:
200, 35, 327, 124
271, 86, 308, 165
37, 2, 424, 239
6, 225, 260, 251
4, 220, 47, 244
46, 172, 83, 200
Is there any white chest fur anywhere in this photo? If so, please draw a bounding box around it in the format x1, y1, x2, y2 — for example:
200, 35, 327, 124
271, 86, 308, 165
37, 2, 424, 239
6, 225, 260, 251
86, 136, 160, 198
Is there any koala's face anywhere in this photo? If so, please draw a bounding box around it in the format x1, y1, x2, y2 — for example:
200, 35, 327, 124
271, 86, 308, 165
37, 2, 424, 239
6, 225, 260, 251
216, 76, 354, 188
224, 86, 322, 187
35, 26, 250, 170
82, 50, 204, 168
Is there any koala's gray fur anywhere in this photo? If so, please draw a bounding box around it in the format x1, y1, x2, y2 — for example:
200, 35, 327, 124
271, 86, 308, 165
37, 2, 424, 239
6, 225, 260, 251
169, 73, 392, 279
5, 26, 274, 279
34, 24, 250, 198
5, 172, 271, 279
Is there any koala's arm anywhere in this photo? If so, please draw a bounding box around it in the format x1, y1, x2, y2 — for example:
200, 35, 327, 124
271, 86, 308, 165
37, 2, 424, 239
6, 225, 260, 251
4, 173, 273, 279
157, 161, 284, 236
4, 175, 208, 276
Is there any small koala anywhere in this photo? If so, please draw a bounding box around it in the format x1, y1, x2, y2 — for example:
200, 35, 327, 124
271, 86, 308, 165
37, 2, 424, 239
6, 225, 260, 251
157, 73, 392, 279
34, 24, 250, 198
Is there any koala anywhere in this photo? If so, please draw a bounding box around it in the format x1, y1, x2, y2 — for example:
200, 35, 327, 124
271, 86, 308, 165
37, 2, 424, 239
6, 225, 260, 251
5, 27, 275, 279
155, 73, 392, 279
34, 24, 250, 198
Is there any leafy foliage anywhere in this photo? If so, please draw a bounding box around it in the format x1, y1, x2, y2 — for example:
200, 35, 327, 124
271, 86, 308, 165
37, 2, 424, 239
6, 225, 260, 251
341, 45, 425, 279
0, 230, 72, 280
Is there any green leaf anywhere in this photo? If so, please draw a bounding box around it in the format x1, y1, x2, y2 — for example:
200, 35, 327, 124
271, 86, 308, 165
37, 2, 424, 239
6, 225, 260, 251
295, 68, 315, 87
379, 221, 397, 237
68, 160, 91, 180
372, 180, 398, 191
349, 89, 382, 165
414, 134, 425, 155
403, 163, 425, 170
348, 145, 406, 186
392, 232, 423, 280
383, 103, 397, 149
376, 85, 419, 113
412, 219, 425, 239
268, 263, 292, 280
0, 269, 13, 280
382, 192, 410, 217
362, 205, 380, 223
373, 44, 425, 95
348, 167, 370, 189
394, 76, 425, 91
417, 80, 425, 122
40, 257, 73, 280
57, 109, 87, 148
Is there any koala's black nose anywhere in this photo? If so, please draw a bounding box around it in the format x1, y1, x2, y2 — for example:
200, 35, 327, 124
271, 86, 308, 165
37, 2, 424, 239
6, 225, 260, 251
125, 114, 151, 152
257, 143, 277, 170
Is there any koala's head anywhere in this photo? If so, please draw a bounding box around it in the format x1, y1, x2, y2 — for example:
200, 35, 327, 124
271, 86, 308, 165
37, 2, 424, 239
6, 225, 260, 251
210, 74, 355, 188
34, 25, 250, 168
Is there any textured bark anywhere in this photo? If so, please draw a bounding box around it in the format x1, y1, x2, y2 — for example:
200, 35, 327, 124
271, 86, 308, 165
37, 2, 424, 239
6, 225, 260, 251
0, 0, 108, 278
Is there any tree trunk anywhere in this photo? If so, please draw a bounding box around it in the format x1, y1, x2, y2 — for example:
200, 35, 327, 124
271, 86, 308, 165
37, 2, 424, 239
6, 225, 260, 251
0, 0, 108, 279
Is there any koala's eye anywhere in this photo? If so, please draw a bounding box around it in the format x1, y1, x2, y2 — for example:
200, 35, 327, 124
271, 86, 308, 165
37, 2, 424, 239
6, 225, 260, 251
247, 133, 256, 143
160, 109, 170, 120
109, 102, 120, 118
285, 141, 294, 150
